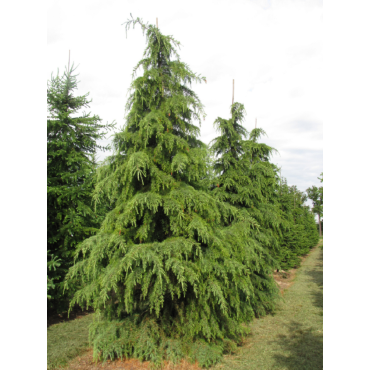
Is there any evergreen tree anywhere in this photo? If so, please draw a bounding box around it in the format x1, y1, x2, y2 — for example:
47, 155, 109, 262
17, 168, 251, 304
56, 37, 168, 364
276, 178, 301, 269
300, 205, 319, 248
65, 17, 278, 368
290, 185, 319, 250
47, 64, 114, 313
306, 173, 323, 236
209, 102, 281, 316
277, 179, 319, 270
242, 122, 284, 267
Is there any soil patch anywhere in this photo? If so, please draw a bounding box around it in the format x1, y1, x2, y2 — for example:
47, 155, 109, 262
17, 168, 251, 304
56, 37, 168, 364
273, 249, 315, 293
65, 349, 201, 370
273, 269, 297, 292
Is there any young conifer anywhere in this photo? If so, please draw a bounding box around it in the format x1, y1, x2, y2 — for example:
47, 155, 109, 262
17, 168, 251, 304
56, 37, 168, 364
65, 18, 278, 368
47, 64, 114, 313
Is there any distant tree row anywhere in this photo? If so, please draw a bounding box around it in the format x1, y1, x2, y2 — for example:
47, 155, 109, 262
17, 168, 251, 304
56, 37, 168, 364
307, 172, 323, 236
47, 16, 322, 368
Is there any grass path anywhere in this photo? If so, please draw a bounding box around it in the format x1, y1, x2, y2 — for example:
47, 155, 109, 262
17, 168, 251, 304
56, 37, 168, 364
214, 244, 323, 370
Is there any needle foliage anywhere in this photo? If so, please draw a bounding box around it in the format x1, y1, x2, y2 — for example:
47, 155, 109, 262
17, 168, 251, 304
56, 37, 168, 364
65, 17, 279, 368
209, 103, 318, 274
277, 179, 319, 270
306, 173, 323, 236
209, 103, 281, 317
47, 64, 114, 313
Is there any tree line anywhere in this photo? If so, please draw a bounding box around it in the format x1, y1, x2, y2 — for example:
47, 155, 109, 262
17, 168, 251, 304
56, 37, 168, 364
47, 15, 323, 368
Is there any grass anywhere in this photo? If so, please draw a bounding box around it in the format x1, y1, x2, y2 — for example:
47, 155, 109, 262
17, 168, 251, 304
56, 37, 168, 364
212, 243, 323, 370
47, 313, 93, 369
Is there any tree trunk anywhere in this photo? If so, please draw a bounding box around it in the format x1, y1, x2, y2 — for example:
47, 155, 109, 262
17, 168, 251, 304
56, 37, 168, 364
318, 213, 322, 237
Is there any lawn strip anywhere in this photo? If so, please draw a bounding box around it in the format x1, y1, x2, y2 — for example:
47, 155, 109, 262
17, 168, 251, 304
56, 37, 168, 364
213, 244, 323, 370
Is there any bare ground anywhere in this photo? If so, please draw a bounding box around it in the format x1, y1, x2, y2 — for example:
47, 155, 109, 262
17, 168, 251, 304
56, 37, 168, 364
65, 350, 202, 370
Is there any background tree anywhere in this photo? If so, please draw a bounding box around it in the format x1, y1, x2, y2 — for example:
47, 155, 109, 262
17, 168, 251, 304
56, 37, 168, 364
242, 123, 283, 268
65, 17, 279, 368
306, 172, 323, 236
277, 179, 319, 270
209, 102, 281, 316
47, 64, 114, 313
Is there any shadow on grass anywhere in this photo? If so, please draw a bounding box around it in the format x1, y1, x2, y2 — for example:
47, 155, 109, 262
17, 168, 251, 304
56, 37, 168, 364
47, 307, 94, 328
269, 321, 323, 370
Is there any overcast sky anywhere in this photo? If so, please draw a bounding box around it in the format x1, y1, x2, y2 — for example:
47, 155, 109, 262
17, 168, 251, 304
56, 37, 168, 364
47, 0, 323, 199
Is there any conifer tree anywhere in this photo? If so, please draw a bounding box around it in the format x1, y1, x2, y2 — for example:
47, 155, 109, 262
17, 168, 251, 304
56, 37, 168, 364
47, 64, 114, 313
209, 102, 281, 316
65, 17, 279, 368
290, 185, 318, 250
300, 205, 319, 248
209, 103, 318, 275
306, 173, 323, 236
277, 179, 319, 270
277, 180, 302, 269
241, 121, 284, 266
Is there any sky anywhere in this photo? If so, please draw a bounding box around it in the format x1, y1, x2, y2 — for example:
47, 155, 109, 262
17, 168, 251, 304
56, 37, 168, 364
47, 0, 323, 200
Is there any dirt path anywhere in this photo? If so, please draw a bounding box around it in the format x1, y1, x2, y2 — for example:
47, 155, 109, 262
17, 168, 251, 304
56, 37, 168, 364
62, 244, 323, 370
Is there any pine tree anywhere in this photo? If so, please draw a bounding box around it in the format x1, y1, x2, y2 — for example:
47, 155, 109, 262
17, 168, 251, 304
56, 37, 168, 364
47, 64, 114, 313
210, 102, 281, 316
65, 17, 278, 368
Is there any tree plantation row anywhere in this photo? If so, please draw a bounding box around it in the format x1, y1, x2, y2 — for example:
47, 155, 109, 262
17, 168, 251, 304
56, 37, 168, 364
47, 16, 323, 368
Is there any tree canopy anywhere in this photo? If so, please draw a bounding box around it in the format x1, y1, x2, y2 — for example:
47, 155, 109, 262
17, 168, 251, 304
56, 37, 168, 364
63, 17, 283, 368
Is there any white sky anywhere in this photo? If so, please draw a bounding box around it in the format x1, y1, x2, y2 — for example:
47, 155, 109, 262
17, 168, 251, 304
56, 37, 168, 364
47, 0, 323, 197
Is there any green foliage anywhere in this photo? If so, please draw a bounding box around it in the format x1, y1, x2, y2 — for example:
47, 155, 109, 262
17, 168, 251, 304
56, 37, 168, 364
306, 181, 323, 219
210, 103, 283, 315
306, 173, 323, 236
208, 102, 318, 274
65, 17, 279, 368
300, 206, 319, 248
88, 315, 230, 368
277, 180, 318, 270
47, 250, 62, 300
47, 64, 115, 313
